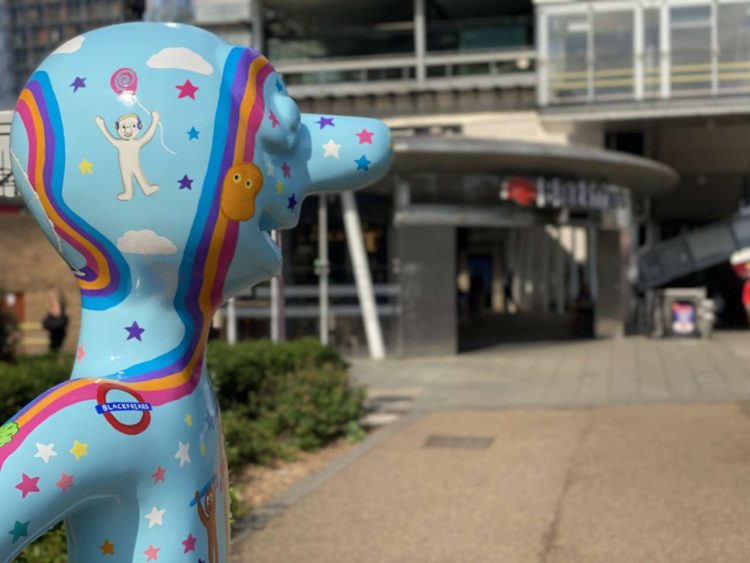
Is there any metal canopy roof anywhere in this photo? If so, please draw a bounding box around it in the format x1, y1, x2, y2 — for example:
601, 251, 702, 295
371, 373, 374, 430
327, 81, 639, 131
392, 136, 679, 196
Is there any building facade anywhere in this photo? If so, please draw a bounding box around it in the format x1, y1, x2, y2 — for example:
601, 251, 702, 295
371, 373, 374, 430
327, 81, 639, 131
4, 0, 748, 356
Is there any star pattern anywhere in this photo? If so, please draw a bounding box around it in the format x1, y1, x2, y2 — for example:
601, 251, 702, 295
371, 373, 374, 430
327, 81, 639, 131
184, 413, 193, 427
355, 128, 374, 144
182, 533, 197, 553
355, 155, 371, 171
175, 441, 191, 467
8, 520, 29, 544
34, 442, 57, 464
56, 472, 74, 492
125, 321, 145, 341
77, 159, 93, 175
152, 466, 166, 484
275, 79, 284, 93
100, 539, 115, 556
144, 506, 166, 528
200, 442, 207, 457
187, 126, 200, 140
269, 111, 280, 128
16, 473, 40, 498
70, 440, 88, 461
176, 79, 198, 99
322, 139, 341, 159
76, 345, 85, 362
144, 544, 160, 561
316, 116, 334, 129
276, 180, 284, 194
70, 76, 86, 92
265, 159, 275, 176
287, 193, 298, 211
281, 162, 291, 178
178, 174, 194, 190
205, 412, 215, 430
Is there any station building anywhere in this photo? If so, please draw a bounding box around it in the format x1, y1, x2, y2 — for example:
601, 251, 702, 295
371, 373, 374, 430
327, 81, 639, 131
3, 0, 750, 356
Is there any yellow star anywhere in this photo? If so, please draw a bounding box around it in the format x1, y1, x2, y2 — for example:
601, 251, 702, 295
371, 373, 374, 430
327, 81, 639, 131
100, 539, 115, 556
276, 180, 283, 194
184, 414, 193, 427
77, 159, 93, 175
70, 440, 88, 461
200, 442, 207, 457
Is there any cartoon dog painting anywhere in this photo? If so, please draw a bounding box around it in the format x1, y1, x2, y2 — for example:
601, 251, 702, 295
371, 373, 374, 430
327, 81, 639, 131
4, 22, 391, 562
95, 111, 160, 200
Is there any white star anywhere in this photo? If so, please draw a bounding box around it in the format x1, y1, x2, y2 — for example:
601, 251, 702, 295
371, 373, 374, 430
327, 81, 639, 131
322, 139, 341, 159
265, 158, 274, 176
144, 506, 165, 528
34, 442, 57, 464
175, 441, 191, 467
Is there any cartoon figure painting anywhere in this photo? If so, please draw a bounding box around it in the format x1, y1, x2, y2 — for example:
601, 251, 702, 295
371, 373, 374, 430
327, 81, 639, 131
3, 22, 391, 563
95, 111, 160, 200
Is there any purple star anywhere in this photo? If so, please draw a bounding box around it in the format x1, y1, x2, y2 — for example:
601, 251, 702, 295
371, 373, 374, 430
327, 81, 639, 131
205, 413, 215, 430
178, 174, 193, 190
70, 77, 86, 92
275, 79, 284, 93
287, 193, 298, 211
316, 116, 334, 129
125, 321, 144, 341
281, 162, 291, 178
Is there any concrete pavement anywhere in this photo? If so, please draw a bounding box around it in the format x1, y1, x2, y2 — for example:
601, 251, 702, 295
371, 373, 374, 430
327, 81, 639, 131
233, 334, 750, 562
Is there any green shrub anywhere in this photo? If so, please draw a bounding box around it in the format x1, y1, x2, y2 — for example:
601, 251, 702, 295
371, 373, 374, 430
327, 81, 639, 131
2, 338, 364, 561
0, 309, 19, 362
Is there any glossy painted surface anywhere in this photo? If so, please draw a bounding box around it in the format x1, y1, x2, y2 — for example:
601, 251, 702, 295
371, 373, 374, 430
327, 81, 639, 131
2, 22, 390, 562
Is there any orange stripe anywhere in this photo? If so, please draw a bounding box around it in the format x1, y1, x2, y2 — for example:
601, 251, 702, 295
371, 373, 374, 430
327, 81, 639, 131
19, 90, 111, 291
233, 57, 268, 165
16, 379, 92, 426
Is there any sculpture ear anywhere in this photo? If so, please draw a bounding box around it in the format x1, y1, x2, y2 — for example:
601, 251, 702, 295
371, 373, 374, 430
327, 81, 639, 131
260, 94, 301, 153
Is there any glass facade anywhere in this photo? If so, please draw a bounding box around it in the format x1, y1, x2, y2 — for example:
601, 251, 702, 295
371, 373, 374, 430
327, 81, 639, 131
539, 0, 750, 105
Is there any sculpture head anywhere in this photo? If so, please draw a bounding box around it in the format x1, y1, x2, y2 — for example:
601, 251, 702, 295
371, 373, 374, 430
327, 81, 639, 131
10, 22, 391, 320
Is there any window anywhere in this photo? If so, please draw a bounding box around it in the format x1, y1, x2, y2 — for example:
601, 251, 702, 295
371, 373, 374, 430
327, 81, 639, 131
593, 10, 634, 98
670, 5, 712, 95
548, 12, 589, 102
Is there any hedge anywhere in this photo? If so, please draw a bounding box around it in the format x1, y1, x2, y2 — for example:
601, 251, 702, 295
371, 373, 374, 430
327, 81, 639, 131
1, 338, 365, 561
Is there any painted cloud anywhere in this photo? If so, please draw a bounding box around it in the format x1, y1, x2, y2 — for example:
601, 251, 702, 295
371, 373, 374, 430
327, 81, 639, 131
146, 47, 214, 75
52, 35, 84, 55
117, 229, 177, 255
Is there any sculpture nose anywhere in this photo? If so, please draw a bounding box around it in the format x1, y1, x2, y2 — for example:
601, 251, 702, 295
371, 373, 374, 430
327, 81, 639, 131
301, 114, 391, 196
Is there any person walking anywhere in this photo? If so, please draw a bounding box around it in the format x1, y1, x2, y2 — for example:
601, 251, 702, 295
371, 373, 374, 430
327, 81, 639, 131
42, 288, 68, 353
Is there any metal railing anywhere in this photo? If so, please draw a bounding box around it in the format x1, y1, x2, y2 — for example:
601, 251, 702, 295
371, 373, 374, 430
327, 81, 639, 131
277, 48, 536, 97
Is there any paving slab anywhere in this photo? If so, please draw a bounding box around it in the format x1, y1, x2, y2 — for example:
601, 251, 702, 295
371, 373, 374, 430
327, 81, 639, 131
234, 402, 750, 563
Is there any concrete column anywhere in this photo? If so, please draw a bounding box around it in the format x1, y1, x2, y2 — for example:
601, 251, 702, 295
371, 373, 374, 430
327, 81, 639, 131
397, 225, 456, 356
414, 0, 427, 84
318, 195, 329, 346
595, 228, 627, 338
251, 0, 264, 52
511, 229, 522, 311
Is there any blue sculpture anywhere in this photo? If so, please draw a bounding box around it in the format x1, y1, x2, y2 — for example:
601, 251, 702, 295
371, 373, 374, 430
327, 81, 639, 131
1, 22, 390, 562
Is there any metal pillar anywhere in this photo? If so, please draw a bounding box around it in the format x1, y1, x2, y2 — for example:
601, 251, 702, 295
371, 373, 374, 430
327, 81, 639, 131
414, 0, 427, 84
317, 195, 330, 346
226, 298, 237, 344
341, 192, 385, 359
554, 227, 565, 314
270, 230, 286, 342
251, 0, 264, 52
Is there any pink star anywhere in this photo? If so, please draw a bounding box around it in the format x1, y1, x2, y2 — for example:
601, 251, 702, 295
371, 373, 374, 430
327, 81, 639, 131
281, 162, 291, 178
151, 466, 166, 484
182, 533, 197, 553
144, 545, 160, 561
76, 345, 85, 362
269, 111, 280, 128
176, 80, 198, 100
355, 129, 374, 144
16, 473, 40, 498
56, 473, 74, 492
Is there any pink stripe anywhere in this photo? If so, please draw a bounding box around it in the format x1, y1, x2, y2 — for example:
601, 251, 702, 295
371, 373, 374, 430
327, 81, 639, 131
243, 64, 273, 162
0, 384, 97, 471
210, 222, 239, 307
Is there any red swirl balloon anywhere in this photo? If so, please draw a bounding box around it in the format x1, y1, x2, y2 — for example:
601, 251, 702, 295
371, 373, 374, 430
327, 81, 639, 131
110, 67, 138, 95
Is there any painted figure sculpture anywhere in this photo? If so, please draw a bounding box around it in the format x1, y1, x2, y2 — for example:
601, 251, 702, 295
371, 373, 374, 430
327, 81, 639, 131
1, 22, 390, 562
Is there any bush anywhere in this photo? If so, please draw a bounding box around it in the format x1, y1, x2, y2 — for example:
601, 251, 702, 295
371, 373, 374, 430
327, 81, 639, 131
0, 309, 20, 362
1, 338, 364, 561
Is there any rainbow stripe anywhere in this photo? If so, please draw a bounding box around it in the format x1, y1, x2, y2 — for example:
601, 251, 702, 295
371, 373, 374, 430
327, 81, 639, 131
14, 71, 131, 311
0, 48, 274, 470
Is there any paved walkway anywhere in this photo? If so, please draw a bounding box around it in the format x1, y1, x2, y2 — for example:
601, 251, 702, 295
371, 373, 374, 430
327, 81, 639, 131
233, 333, 750, 563
354, 333, 750, 412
